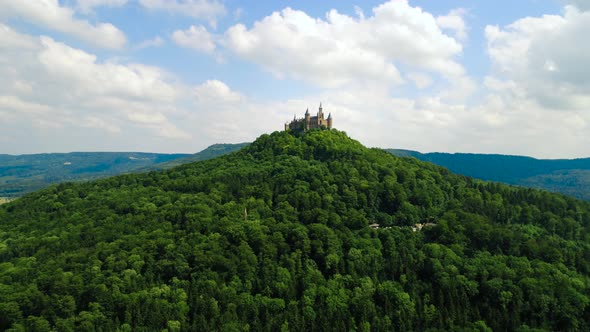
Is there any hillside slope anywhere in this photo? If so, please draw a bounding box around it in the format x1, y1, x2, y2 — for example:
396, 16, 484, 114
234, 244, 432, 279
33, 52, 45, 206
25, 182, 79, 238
1, 130, 590, 331
387, 149, 590, 201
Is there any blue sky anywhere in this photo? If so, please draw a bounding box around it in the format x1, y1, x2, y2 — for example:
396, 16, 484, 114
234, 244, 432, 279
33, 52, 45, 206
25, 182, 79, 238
0, 0, 588, 158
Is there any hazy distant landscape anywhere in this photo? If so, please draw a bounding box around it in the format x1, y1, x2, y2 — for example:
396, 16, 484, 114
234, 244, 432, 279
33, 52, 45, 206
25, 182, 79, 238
0, 144, 247, 198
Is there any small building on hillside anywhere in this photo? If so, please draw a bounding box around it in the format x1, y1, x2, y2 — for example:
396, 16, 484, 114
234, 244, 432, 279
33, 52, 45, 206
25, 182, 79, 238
285, 103, 332, 131
411, 223, 436, 232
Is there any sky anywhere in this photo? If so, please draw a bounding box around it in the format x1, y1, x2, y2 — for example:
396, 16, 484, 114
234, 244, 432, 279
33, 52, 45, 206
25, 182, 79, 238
0, 0, 589, 158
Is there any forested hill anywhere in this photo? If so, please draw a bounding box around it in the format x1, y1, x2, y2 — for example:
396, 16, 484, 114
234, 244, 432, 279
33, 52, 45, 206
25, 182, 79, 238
387, 149, 590, 201
2, 129, 590, 331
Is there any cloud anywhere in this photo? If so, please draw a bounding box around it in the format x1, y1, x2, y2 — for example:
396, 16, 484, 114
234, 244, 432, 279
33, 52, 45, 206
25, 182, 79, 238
76, 0, 128, 13
0, 24, 39, 50
136, 36, 165, 50
0, 0, 126, 49
437, 8, 468, 40
139, 0, 225, 26
38, 37, 177, 102
566, 0, 590, 12
224, 1, 466, 89
0, 26, 193, 151
190, 84, 286, 142
407, 72, 433, 89
172, 25, 216, 53
485, 6, 590, 110
0, 95, 53, 115
194, 80, 243, 104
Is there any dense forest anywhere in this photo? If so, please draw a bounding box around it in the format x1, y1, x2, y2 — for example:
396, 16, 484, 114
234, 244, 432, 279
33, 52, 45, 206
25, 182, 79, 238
1, 129, 590, 331
388, 149, 590, 201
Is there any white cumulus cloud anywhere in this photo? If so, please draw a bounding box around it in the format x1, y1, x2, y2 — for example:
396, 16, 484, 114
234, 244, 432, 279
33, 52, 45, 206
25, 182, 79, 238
38, 37, 178, 102
172, 25, 216, 53
0, 24, 39, 50
486, 6, 590, 110
437, 8, 468, 40
0, 0, 126, 49
0, 26, 194, 152
224, 1, 466, 89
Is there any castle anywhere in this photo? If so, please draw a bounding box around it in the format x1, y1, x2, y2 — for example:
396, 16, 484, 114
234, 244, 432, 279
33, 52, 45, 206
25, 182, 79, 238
285, 103, 333, 131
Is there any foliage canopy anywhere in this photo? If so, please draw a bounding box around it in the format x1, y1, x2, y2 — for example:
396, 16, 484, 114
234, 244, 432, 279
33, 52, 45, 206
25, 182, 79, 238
1, 129, 590, 331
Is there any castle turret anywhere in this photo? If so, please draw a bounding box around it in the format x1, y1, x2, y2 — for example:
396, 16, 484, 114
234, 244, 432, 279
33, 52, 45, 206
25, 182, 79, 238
327, 113, 332, 129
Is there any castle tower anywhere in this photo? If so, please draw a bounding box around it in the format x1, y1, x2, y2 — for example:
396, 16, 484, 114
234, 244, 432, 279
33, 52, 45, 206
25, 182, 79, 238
305, 108, 311, 130
327, 113, 332, 129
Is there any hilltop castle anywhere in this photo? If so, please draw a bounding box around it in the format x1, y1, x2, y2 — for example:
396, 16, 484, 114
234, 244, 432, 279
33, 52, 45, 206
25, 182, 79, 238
285, 103, 333, 131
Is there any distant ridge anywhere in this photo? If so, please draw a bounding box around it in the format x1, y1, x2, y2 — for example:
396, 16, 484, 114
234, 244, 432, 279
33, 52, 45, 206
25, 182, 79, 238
149, 143, 250, 170
0, 143, 248, 197
387, 149, 590, 201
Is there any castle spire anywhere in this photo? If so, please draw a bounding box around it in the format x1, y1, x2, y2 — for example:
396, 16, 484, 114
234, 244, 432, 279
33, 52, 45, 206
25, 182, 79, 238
305, 108, 309, 116
319, 102, 323, 112
327, 112, 332, 119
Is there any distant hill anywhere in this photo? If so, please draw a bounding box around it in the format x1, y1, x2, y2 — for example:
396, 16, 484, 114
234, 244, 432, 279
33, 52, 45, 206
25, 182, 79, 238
0, 143, 248, 197
0, 152, 189, 197
150, 143, 250, 170
387, 149, 590, 200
